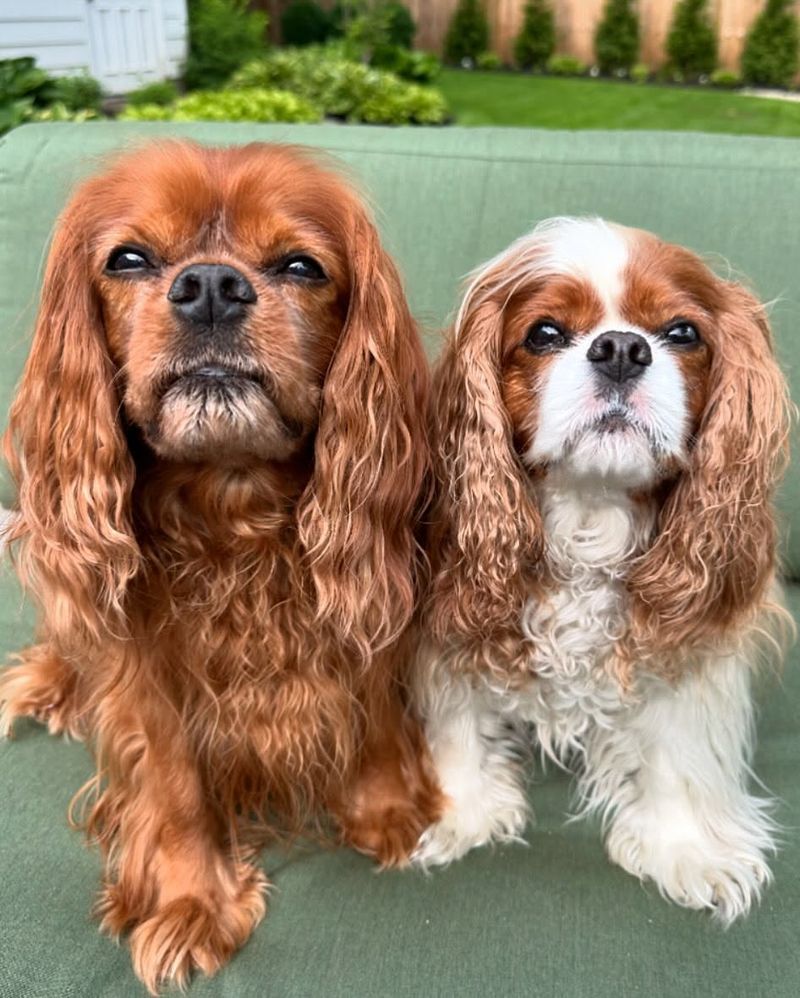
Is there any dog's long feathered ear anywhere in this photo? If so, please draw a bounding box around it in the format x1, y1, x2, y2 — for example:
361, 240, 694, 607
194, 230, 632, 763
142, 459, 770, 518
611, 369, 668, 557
427, 289, 545, 667
3, 197, 139, 651
627, 284, 790, 663
297, 208, 429, 665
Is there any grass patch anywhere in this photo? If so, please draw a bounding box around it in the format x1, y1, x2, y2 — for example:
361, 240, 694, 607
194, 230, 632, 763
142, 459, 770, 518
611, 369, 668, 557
439, 69, 800, 136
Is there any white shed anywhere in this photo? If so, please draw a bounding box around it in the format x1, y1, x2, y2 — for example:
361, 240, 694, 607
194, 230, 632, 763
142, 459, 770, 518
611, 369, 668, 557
0, 0, 188, 94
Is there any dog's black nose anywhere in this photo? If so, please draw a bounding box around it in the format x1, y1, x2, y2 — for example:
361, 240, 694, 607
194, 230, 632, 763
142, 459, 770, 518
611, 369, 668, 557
587, 330, 652, 383
167, 264, 256, 328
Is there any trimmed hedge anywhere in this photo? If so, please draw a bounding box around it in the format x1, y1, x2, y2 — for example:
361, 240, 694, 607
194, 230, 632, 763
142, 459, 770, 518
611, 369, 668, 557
444, 0, 490, 65
514, 0, 556, 71
741, 0, 799, 89
595, 0, 639, 75
666, 0, 717, 79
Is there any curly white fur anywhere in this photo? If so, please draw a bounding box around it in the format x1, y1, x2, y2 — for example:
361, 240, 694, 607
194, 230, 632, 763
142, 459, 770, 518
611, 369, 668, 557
414, 484, 776, 923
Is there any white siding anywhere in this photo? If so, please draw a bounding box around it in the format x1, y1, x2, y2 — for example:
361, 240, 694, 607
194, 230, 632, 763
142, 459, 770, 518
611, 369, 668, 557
0, 1, 92, 76
0, 0, 188, 92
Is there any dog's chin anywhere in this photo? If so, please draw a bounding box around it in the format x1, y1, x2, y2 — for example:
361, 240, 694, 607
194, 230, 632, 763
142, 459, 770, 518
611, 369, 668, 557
558, 423, 661, 489
144, 372, 307, 465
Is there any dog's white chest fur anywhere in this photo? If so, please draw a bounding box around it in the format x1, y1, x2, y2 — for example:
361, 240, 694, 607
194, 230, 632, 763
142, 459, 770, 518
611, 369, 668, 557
509, 483, 653, 756
416, 481, 774, 926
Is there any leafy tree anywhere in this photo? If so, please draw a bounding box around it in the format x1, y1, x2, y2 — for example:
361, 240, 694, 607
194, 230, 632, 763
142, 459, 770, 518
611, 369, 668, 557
666, 0, 717, 78
594, 0, 639, 75
741, 0, 799, 88
514, 0, 556, 70
444, 0, 490, 65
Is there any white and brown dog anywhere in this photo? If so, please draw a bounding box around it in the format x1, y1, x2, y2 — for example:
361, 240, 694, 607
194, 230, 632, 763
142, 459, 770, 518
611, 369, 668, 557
414, 217, 792, 923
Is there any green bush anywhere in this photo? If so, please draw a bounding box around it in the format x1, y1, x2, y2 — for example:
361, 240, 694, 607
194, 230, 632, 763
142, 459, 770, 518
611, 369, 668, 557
231, 46, 448, 123
710, 67, 741, 88
0, 57, 51, 103
444, 0, 490, 65
475, 51, 502, 70
120, 87, 321, 123
371, 46, 441, 82
666, 0, 717, 79
281, 0, 332, 47
741, 0, 799, 89
126, 80, 179, 107
546, 54, 586, 76
0, 58, 103, 135
514, 0, 556, 71
381, 1, 415, 48
594, 0, 639, 75
330, 0, 414, 47
630, 62, 650, 83
50, 72, 103, 111
185, 0, 266, 89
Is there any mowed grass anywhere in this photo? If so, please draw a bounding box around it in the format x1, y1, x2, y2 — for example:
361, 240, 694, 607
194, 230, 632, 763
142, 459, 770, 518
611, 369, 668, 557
438, 69, 800, 135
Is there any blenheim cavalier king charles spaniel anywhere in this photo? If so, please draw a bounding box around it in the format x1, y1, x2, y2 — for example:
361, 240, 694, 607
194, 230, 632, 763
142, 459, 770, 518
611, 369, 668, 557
0, 142, 441, 991
413, 217, 791, 922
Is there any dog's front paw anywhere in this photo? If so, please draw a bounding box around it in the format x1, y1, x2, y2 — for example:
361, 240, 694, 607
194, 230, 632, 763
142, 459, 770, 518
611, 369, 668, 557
412, 785, 529, 869
340, 768, 444, 869
105, 863, 267, 994
607, 804, 774, 923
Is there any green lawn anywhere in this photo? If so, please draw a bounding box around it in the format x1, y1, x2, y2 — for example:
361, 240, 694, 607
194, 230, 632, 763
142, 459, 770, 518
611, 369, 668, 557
438, 69, 800, 136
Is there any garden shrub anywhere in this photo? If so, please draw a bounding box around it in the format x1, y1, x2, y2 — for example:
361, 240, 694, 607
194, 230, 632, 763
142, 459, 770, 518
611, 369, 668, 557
444, 0, 490, 65
476, 51, 502, 70
120, 87, 321, 123
630, 62, 650, 83
330, 0, 414, 47
546, 54, 586, 77
231, 46, 448, 123
371, 46, 441, 82
126, 80, 179, 107
666, 0, 717, 79
381, 1, 416, 48
741, 0, 799, 89
184, 0, 266, 89
0, 58, 102, 135
710, 68, 741, 88
594, 0, 639, 76
514, 0, 555, 71
50, 72, 103, 111
281, 1, 333, 47
0, 57, 51, 104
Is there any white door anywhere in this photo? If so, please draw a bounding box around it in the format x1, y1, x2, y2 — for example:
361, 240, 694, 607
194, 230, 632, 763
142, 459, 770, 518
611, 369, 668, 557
86, 0, 169, 92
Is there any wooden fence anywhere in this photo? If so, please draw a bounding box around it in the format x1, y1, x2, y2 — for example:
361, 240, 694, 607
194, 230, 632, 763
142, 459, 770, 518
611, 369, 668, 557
406, 0, 796, 71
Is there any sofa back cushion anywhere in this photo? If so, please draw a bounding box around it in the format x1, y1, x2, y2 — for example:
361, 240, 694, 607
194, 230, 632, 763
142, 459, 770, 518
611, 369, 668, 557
1, 122, 797, 574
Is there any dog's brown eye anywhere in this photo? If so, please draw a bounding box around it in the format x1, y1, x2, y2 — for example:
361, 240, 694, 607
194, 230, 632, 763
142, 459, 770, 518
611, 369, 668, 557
524, 321, 569, 353
106, 246, 155, 273
278, 255, 326, 281
663, 321, 700, 346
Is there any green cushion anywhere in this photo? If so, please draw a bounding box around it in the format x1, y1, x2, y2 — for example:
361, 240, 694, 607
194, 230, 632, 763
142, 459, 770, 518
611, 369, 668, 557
1, 122, 799, 997
0, 122, 798, 574
1, 568, 799, 997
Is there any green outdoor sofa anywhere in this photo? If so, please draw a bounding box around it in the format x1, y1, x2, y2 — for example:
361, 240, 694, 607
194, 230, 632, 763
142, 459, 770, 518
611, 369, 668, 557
0, 122, 798, 998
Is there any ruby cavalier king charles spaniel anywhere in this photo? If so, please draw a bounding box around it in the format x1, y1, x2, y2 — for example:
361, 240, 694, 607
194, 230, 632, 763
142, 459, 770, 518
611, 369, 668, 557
413, 217, 791, 923
0, 142, 442, 992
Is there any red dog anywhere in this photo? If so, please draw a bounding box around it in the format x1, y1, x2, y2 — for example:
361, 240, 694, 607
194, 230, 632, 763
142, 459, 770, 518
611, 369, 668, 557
0, 142, 441, 992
